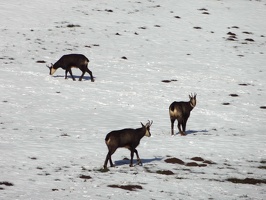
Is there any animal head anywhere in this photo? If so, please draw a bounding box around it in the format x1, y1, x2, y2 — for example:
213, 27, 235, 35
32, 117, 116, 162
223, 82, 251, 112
46, 63, 57, 75
141, 120, 153, 137
189, 93, 197, 108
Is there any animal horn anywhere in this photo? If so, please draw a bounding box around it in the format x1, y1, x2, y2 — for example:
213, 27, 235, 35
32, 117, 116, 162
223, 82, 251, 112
147, 120, 153, 126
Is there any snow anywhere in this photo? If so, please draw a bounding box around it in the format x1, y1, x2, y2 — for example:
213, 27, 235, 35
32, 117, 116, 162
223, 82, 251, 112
0, 0, 266, 199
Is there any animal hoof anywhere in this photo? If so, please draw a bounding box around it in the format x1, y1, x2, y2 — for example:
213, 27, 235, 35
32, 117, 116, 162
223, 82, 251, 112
180, 132, 187, 136
137, 160, 143, 166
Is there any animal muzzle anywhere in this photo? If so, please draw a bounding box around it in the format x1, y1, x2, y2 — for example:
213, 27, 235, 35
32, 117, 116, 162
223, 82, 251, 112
145, 130, 151, 137
50, 67, 57, 75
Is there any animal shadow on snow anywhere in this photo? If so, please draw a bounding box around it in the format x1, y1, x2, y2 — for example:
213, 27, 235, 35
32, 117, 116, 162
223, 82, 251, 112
174, 129, 208, 135
114, 157, 163, 167
53, 75, 94, 81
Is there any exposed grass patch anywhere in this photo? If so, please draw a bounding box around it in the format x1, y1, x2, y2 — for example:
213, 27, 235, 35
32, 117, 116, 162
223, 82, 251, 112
156, 170, 175, 175
60, 133, 70, 137
191, 157, 204, 162
245, 38, 255, 42
108, 184, 142, 191
186, 162, 206, 167
79, 175, 92, 180
161, 79, 177, 83
229, 94, 239, 97
165, 157, 185, 165
260, 159, 266, 164
0, 182, 14, 186
203, 160, 216, 165
226, 178, 266, 185
66, 24, 81, 28
239, 83, 251, 86
222, 102, 230, 105
36, 60, 46, 63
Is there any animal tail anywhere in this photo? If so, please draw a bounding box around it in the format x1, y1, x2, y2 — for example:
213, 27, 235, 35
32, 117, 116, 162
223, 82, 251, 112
105, 133, 111, 144
105, 134, 109, 141
169, 102, 176, 111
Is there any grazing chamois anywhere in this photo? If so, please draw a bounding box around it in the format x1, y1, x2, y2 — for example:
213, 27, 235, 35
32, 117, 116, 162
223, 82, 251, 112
47, 54, 94, 81
169, 93, 197, 136
104, 120, 153, 169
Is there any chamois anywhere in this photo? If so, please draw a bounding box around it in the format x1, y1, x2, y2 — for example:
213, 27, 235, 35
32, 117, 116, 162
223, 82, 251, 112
47, 54, 94, 81
104, 120, 153, 169
169, 93, 197, 136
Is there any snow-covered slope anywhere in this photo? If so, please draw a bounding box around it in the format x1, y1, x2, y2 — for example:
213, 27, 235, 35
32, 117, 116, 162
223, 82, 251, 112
0, 0, 265, 199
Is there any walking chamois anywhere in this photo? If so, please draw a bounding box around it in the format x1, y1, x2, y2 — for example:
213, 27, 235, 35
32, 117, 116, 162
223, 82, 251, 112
169, 93, 197, 135
47, 54, 94, 81
104, 120, 153, 169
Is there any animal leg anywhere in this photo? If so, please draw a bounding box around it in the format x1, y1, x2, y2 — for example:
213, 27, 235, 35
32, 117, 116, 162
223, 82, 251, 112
129, 149, 135, 167
181, 117, 189, 135
183, 119, 188, 135
177, 121, 182, 133
104, 153, 109, 169
104, 149, 116, 169
170, 118, 175, 135
65, 70, 68, 79
178, 121, 186, 136
79, 70, 86, 81
68, 69, 76, 81
86, 68, 94, 82
134, 149, 142, 166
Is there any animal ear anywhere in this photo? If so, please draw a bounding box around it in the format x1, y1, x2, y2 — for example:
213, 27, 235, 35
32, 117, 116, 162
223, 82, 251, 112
140, 122, 144, 127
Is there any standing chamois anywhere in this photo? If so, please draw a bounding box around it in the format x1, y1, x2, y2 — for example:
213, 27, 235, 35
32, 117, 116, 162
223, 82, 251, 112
104, 120, 153, 169
47, 54, 94, 81
169, 93, 197, 136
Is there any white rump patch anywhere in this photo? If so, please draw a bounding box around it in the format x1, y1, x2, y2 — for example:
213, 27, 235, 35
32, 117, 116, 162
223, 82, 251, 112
169, 108, 178, 116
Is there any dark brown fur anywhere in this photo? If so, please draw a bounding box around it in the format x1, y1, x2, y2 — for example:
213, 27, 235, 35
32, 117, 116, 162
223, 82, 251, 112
169, 93, 196, 135
104, 121, 152, 169
48, 54, 94, 81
